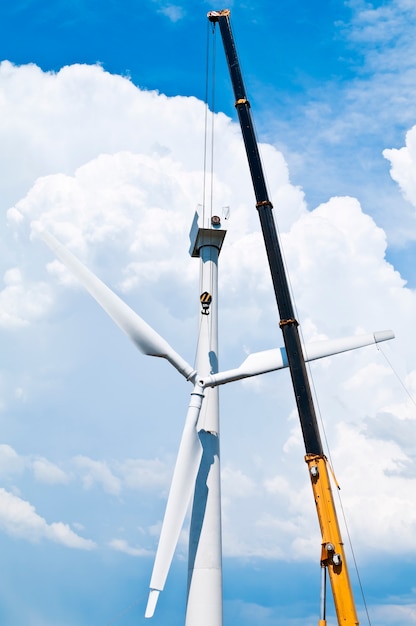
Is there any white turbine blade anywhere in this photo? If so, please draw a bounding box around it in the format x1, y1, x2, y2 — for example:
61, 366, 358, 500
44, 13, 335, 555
39, 230, 196, 381
203, 330, 394, 387
303, 330, 394, 361
145, 386, 204, 618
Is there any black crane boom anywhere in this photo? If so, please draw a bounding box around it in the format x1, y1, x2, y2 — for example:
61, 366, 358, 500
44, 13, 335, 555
208, 9, 323, 456
208, 10, 359, 626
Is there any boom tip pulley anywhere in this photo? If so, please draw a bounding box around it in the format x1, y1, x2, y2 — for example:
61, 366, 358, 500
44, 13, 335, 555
207, 9, 231, 22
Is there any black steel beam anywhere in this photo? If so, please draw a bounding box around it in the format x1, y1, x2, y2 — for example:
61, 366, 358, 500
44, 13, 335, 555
208, 10, 323, 456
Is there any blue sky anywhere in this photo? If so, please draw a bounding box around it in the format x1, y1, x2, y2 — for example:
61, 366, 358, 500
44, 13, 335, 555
1, 1, 416, 625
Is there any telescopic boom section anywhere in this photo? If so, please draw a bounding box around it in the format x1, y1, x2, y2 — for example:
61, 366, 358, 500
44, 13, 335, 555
208, 9, 359, 626
208, 9, 322, 456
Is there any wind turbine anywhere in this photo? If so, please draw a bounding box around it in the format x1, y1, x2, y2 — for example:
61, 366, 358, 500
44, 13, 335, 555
38, 223, 393, 626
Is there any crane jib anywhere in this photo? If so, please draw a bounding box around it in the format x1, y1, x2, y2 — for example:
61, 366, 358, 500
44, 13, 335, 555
208, 10, 323, 457
208, 9, 360, 626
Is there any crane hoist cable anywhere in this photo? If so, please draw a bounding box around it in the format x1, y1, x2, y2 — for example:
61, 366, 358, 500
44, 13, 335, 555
202, 19, 217, 229
194, 22, 219, 374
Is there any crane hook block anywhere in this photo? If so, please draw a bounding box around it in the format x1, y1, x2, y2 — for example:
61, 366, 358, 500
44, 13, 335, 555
200, 292, 212, 315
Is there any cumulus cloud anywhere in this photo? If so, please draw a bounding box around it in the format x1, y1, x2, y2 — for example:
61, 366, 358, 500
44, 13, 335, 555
370, 602, 416, 626
108, 538, 152, 556
0, 488, 95, 549
0, 444, 71, 486
157, 4, 185, 22
384, 125, 416, 209
1, 61, 416, 569
32, 457, 70, 484
282, 196, 405, 336
0, 267, 52, 329
220, 460, 319, 561
346, 0, 416, 50
2, 62, 304, 341
71, 454, 173, 496
73, 456, 121, 495
0, 444, 25, 477
118, 457, 172, 492
12, 151, 203, 297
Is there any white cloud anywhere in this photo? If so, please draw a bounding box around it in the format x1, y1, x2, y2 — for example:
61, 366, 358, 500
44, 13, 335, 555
282, 195, 405, 336
262, 0, 416, 248
384, 125, 416, 208
16, 151, 203, 293
221, 466, 256, 500
32, 457, 70, 484
369, 602, 416, 626
0, 266, 52, 329
346, 0, 416, 49
158, 4, 185, 22
0, 445, 71, 486
0, 488, 95, 549
108, 537, 152, 556
71, 455, 172, 496
329, 421, 416, 554
118, 458, 172, 491
73, 456, 121, 495
0, 444, 25, 477
0, 62, 305, 334
1, 61, 416, 570
46, 521, 95, 549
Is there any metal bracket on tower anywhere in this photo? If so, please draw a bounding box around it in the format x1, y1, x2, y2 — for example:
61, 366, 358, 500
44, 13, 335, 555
189, 211, 227, 258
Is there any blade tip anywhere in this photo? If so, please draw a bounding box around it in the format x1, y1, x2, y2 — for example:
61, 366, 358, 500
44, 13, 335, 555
374, 329, 395, 343
145, 589, 160, 618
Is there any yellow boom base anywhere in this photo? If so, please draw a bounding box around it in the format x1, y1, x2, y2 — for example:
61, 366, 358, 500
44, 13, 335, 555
305, 454, 359, 626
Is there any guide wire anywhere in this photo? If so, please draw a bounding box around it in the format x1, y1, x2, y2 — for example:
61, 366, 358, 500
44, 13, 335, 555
335, 486, 373, 626
280, 243, 373, 624
104, 593, 145, 625
378, 342, 416, 408
209, 24, 218, 296
195, 22, 217, 373
306, 357, 373, 624
209, 26, 217, 223
339, 341, 416, 624
202, 19, 211, 228
306, 333, 416, 626
202, 20, 218, 226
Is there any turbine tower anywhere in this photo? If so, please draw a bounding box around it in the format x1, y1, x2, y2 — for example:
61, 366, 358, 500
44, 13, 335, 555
145, 211, 227, 626
186, 213, 226, 623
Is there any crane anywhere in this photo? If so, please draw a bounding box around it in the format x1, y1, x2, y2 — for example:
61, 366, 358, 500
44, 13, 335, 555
208, 9, 359, 626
